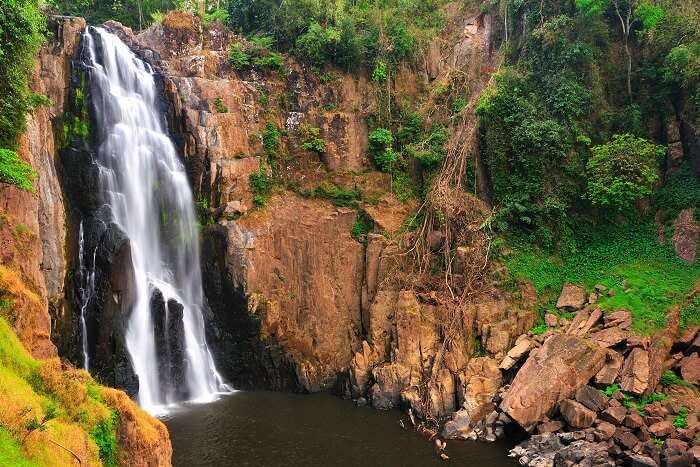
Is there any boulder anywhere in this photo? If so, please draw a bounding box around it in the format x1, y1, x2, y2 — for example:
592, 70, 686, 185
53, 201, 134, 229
599, 406, 627, 425
556, 284, 587, 310
648, 421, 674, 437
442, 409, 472, 440
499, 334, 606, 429
575, 385, 609, 412
589, 327, 629, 348
620, 348, 650, 395
545, 313, 558, 327
614, 430, 639, 450
560, 399, 597, 428
594, 421, 616, 441
680, 353, 700, 385
458, 357, 502, 423
499, 339, 531, 370
595, 350, 624, 385
672, 208, 698, 263
537, 420, 564, 434
628, 455, 658, 467
603, 310, 632, 329
623, 412, 645, 430
690, 445, 700, 465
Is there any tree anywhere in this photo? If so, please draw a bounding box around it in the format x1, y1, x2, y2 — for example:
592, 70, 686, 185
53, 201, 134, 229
576, 0, 645, 98
586, 134, 665, 210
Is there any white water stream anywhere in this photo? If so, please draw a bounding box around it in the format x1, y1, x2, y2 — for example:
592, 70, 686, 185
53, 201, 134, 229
83, 27, 228, 413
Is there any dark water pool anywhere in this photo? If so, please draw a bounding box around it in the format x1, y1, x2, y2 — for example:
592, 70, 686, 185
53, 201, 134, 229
163, 391, 517, 467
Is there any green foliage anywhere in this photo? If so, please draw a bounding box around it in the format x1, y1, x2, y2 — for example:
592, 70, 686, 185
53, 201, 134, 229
0, 427, 33, 467
368, 128, 395, 171
298, 124, 326, 154
351, 209, 373, 241
48, 0, 179, 30
653, 164, 700, 220
0, 0, 46, 152
0, 149, 36, 192
673, 407, 689, 429
212, 97, 228, 113
530, 323, 548, 335
261, 121, 281, 152
228, 37, 283, 72
249, 164, 274, 207
371, 60, 389, 83
636, 2, 666, 31
228, 43, 251, 69
90, 411, 118, 467
661, 370, 695, 389
503, 220, 700, 334
602, 383, 621, 397
586, 134, 665, 210
227, 0, 442, 74
204, 8, 230, 25
310, 183, 361, 207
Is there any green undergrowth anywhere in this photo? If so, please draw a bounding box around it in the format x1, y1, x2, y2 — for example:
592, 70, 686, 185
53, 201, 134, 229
0, 316, 119, 466
504, 220, 700, 334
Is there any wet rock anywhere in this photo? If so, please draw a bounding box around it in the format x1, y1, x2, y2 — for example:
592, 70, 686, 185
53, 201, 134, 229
575, 385, 609, 412
557, 284, 587, 310
442, 409, 472, 440
620, 348, 650, 395
560, 399, 597, 428
500, 334, 606, 429
150, 289, 188, 401
595, 350, 624, 385
680, 353, 700, 385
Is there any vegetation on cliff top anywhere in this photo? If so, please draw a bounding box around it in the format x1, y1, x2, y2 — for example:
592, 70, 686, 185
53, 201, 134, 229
0, 0, 45, 191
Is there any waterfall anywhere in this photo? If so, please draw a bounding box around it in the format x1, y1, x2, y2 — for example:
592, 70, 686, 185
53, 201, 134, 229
77, 221, 95, 371
82, 26, 228, 413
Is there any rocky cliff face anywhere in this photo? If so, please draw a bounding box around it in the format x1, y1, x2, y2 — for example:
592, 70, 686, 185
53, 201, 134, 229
95, 11, 544, 428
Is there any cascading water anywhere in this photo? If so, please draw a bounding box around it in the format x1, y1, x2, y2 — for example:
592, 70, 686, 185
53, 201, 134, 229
77, 221, 95, 371
82, 26, 228, 413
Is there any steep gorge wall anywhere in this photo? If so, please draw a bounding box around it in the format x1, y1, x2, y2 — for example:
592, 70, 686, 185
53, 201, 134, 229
101, 10, 541, 426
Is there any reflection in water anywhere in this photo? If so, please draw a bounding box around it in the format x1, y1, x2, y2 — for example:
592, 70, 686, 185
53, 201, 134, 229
164, 391, 517, 467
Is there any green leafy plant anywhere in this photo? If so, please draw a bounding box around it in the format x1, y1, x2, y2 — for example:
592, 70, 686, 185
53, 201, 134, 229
368, 128, 395, 172
90, 411, 118, 467
661, 370, 695, 389
586, 134, 666, 210
212, 97, 228, 113
0, 149, 36, 192
249, 164, 274, 207
673, 407, 689, 429
299, 124, 326, 154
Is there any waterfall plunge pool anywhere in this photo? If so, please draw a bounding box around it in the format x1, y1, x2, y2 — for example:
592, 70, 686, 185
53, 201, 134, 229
163, 391, 517, 467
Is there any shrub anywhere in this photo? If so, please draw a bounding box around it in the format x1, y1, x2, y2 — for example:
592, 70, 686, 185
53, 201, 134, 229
90, 411, 118, 467
212, 97, 228, 113
368, 128, 395, 171
673, 407, 689, 429
371, 60, 388, 83
299, 124, 326, 154
249, 164, 274, 207
261, 122, 281, 152
653, 163, 700, 220
586, 134, 665, 210
0, 0, 46, 151
0, 149, 36, 192
228, 43, 251, 69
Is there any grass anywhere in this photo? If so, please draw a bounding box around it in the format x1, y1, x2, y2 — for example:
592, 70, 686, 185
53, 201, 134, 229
503, 220, 700, 334
0, 427, 35, 467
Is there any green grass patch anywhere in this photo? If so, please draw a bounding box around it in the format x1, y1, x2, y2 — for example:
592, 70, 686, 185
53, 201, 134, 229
503, 221, 700, 334
0, 427, 35, 467
90, 411, 118, 467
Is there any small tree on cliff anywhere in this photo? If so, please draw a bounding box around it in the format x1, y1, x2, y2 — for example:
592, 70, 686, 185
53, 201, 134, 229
586, 134, 665, 210
576, 0, 665, 99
